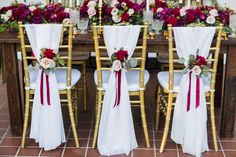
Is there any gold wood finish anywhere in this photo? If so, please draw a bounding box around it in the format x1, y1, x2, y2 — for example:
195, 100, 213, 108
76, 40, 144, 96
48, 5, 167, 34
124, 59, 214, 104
157, 24, 223, 153
19, 22, 79, 148
91, 23, 150, 149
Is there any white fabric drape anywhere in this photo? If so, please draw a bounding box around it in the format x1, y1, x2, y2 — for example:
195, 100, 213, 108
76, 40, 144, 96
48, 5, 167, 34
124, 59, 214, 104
25, 24, 66, 150
97, 26, 140, 156
171, 27, 216, 157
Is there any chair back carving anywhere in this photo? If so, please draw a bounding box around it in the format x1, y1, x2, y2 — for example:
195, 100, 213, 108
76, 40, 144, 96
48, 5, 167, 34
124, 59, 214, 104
167, 24, 223, 92
92, 23, 148, 90
18, 22, 74, 89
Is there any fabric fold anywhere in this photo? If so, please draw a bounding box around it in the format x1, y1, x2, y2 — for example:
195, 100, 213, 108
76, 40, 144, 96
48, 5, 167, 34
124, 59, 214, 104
170, 27, 216, 157
25, 24, 65, 151
97, 26, 141, 156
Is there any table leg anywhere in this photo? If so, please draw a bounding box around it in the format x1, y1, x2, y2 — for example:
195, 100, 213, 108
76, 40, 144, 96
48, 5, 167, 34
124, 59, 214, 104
220, 45, 236, 138
2, 43, 23, 135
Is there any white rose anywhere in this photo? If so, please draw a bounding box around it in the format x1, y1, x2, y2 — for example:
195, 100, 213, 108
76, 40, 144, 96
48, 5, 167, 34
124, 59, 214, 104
157, 8, 163, 13
87, 7, 96, 18
110, 0, 119, 7
62, 18, 71, 24
121, 2, 126, 8
29, 6, 37, 12
180, 8, 187, 17
64, 8, 70, 14
112, 60, 122, 71
206, 15, 216, 24
6, 10, 12, 17
40, 58, 55, 69
209, 9, 219, 17
112, 15, 121, 23
192, 65, 202, 76
111, 7, 119, 15
128, 9, 134, 16
1, 14, 9, 22
129, 58, 138, 67
87, 1, 97, 8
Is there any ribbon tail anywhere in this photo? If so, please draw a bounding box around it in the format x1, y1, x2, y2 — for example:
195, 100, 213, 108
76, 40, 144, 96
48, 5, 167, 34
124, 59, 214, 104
113, 72, 118, 108
187, 71, 192, 112
117, 70, 122, 107
196, 77, 200, 109
40, 70, 44, 105
46, 74, 51, 106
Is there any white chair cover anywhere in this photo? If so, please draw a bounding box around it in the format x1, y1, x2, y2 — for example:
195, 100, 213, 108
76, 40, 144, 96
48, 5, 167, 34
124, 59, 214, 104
171, 27, 216, 157
25, 24, 66, 150
97, 26, 140, 156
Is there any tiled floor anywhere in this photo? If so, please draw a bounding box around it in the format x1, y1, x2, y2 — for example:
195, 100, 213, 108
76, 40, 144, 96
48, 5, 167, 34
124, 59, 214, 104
0, 69, 236, 157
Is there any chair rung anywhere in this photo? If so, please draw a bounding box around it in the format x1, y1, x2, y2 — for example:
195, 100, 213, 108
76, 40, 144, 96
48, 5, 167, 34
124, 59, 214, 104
130, 101, 141, 104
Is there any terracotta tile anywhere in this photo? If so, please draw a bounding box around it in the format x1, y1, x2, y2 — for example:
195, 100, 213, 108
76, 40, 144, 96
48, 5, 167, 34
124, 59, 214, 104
225, 151, 236, 157
0, 122, 9, 129
0, 129, 6, 137
133, 149, 154, 157
136, 139, 153, 148
202, 151, 224, 157
86, 148, 101, 157
40, 148, 63, 156
67, 139, 88, 148
0, 146, 18, 155
221, 141, 236, 149
0, 137, 21, 146
208, 141, 220, 150
18, 148, 41, 156
63, 148, 86, 157
69, 130, 90, 139
156, 150, 177, 157
156, 140, 176, 149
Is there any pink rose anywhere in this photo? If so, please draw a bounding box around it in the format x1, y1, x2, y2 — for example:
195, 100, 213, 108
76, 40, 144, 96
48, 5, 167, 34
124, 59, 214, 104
192, 65, 202, 76
87, 7, 96, 18
112, 60, 122, 71
40, 58, 55, 69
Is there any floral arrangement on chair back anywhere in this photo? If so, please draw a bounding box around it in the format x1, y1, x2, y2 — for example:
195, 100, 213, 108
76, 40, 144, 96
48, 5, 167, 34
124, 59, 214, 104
0, 3, 70, 32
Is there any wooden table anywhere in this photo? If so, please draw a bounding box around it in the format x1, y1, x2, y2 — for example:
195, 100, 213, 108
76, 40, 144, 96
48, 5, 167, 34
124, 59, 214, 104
0, 32, 235, 138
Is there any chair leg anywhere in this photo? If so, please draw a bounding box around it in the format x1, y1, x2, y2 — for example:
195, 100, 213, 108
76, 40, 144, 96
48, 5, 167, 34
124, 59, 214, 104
160, 93, 173, 153
92, 90, 102, 148
139, 90, 150, 148
210, 92, 218, 151
67, 89, 79, 148
21, 91, 30, 148
156, 85, 161, 130
82, 62, 87, 111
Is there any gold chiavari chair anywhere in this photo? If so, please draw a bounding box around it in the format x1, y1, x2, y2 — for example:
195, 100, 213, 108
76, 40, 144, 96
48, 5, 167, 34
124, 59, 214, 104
18, 22, 80, 148
156, 24, 223, 153
91, 23, 151, 148
48, 0, 88, 113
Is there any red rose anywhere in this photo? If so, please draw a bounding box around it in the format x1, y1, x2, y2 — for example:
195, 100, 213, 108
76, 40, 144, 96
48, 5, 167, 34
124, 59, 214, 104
32, 8, 42, 16
116, 50, 128, 62
187, 13, 195, 23
121, 12, 129, 22
172, 8, 180, 16
44, 49, 55, 59
195, 55, 207, 66
166, 16, 177, 26
106, 8, 112, 14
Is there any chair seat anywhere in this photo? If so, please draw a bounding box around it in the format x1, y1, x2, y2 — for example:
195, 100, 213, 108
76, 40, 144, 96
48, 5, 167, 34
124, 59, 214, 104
94, 70, 150, 91
29, 69, 81, 90
157, 71, 211, 93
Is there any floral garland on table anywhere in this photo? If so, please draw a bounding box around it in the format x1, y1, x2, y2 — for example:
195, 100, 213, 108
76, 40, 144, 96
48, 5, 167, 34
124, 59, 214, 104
111, 48, 137, 107
0, 3, 70, 32
154, 5, 230, 29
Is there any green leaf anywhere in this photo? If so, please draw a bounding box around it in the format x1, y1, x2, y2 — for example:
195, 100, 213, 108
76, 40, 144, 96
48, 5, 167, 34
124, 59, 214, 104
182, 68, 188, 74
178, 57, 185, 64
57, 59, 65, 66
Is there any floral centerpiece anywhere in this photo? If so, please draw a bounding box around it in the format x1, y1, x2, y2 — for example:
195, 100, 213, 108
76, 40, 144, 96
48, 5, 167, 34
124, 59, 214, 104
0, 3, 70, 32
80, 0, 98, 23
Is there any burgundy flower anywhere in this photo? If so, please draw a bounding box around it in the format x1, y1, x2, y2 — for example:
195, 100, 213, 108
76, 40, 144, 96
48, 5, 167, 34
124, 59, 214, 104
187, 13, 195, 23
195, 55, 207, 66
44, 49, 55, 59
166, 16, 177, 26
116, 50, 128, 62
32, 8, 42, 16
121, 12, 129, 22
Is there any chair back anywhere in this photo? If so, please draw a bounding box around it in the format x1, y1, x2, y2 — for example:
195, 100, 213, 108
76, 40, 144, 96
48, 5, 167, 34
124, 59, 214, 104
92, 23, 148, 90
18, 22, 74, 89
167, 24, 223, 92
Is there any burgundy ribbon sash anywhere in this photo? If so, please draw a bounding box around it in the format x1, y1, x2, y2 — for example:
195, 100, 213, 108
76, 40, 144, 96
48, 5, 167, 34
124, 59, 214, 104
40, 69, 51, 106
187, 72, 200, 111
113, 70, 122, 107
